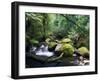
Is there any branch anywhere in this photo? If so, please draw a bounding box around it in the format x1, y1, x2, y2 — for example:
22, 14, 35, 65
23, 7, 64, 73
61, 14, 81, 28
46, 53, 64, 62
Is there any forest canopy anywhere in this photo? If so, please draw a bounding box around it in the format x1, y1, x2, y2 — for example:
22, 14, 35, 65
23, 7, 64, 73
25, 12, 89, 49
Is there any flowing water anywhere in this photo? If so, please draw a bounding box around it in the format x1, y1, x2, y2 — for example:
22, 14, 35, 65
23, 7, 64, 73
28, 44, 89, 67
36, 44, 54, 57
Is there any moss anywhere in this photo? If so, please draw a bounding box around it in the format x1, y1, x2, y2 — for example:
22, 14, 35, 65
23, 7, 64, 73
48, 42, 57, 48
78, 47, 89, 56
61, 38, 73, 45
59, 44, 74, 56
45, 38, 51, 44
45, 36, 55, 44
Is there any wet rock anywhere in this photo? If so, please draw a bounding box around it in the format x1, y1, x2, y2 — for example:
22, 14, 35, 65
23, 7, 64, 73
78, 47, 89, 58
59, 44, 74, 56
48, 42, 57, 51
61, 38, 73, 45
55, 44, 63, 51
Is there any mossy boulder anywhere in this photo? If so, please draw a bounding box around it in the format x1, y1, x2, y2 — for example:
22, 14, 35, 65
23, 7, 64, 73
30, 39, 39, 46
59, 44, 74, 56
45, 38, 51, 44
78, 47, 89, 57
61, 38, 73, 45
48, 42, 57, 51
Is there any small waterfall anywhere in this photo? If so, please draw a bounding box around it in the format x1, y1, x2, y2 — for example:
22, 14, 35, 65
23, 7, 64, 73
29, 46, 37, 53
36, 44, 54, 57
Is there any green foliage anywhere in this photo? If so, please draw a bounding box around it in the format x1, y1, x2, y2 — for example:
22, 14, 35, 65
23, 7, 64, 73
25, 12, 49, 41
30, 39, 39, 46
